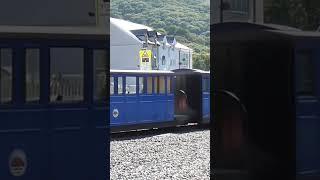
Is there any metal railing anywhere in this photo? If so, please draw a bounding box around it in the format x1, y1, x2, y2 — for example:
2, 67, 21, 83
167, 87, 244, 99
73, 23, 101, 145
50, 74, 83, 102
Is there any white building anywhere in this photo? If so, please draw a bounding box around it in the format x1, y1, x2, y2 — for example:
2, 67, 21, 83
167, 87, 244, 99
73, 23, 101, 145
110, 17, 192, 70
157, 35, 192, 70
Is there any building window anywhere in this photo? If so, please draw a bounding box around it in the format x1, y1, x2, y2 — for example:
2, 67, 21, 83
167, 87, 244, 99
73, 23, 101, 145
26, 48, 40, 103
50, 48, 84, 103
162, 56, 166, 65
0, 48, 12, 104
94, 49, 107, 101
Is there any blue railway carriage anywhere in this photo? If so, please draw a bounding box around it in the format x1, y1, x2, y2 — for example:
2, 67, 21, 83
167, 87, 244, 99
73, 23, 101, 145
110, 69, 211, 132
110, 70, 176, 132
0, 26, 108, 180
213, 22, 320, 179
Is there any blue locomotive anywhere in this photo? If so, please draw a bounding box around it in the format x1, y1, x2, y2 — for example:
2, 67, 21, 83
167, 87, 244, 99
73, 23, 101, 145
213, 22, 320, 180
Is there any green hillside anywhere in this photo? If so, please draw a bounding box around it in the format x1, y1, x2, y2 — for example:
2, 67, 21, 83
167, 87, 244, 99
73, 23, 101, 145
111, 0, 210, 70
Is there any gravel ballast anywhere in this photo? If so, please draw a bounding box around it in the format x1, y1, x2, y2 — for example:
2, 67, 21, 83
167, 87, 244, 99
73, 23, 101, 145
110, 128, 210, 180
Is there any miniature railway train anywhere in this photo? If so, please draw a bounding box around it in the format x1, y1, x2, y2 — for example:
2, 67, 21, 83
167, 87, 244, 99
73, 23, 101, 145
0, 25, 210, 179
110, 69, 210, 132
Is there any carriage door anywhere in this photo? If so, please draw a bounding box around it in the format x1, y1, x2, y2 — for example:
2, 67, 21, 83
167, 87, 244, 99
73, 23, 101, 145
174, 72, 201, 122
295, 48, 320, 174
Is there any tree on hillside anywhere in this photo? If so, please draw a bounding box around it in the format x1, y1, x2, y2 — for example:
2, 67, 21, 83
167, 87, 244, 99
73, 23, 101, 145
111, 0, 210, 70
193, 53, 210, 71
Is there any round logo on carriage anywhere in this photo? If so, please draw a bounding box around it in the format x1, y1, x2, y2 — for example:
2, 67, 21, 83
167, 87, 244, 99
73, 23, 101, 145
8, 149, 27, 176
113, 109, 119, 118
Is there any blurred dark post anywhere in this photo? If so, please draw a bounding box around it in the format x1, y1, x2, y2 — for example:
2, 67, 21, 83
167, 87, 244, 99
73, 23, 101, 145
213, 91, 248, 180
212, 22, 297, 180
220, 0, 230, 23
253, 0, 256, 23
220, 0, 223, 23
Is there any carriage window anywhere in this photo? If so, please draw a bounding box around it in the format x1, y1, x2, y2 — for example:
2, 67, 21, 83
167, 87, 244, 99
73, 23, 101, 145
139, 77, 144, 94
26, 49, 40, 103
110, 77, 114, 95
0, 48, 12, 104
126, 76, 136, 94
159, 76, 165, 94
147, 77, 153, 94
154, 77, 159, 94
203, 78, 210, 93
118, 77, 123, 95
50, 48, 84, 103
167, 77, 172, 94
94, 49, 107, 101
296, 51, 314, 95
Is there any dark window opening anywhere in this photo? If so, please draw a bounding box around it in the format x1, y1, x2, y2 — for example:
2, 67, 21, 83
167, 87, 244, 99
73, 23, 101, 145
139, 77, 145, 94
110, 77, 114, 95
147, 77, 153, 94
226, 0, 249, 13
0, 48, 12, 104
26, 48, 40, 103
295, 50, 314, 95
50, 48, 84, 103
126, 76, 136, 94
154, 76, 159, 94
117, 77, 123, 95
162, 56, 166, 65
94, 49, 107, 101
167, 76, 172, 94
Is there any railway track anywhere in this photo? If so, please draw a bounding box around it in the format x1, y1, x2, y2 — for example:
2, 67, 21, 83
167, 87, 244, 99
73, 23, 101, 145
110, 123, 210, 140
